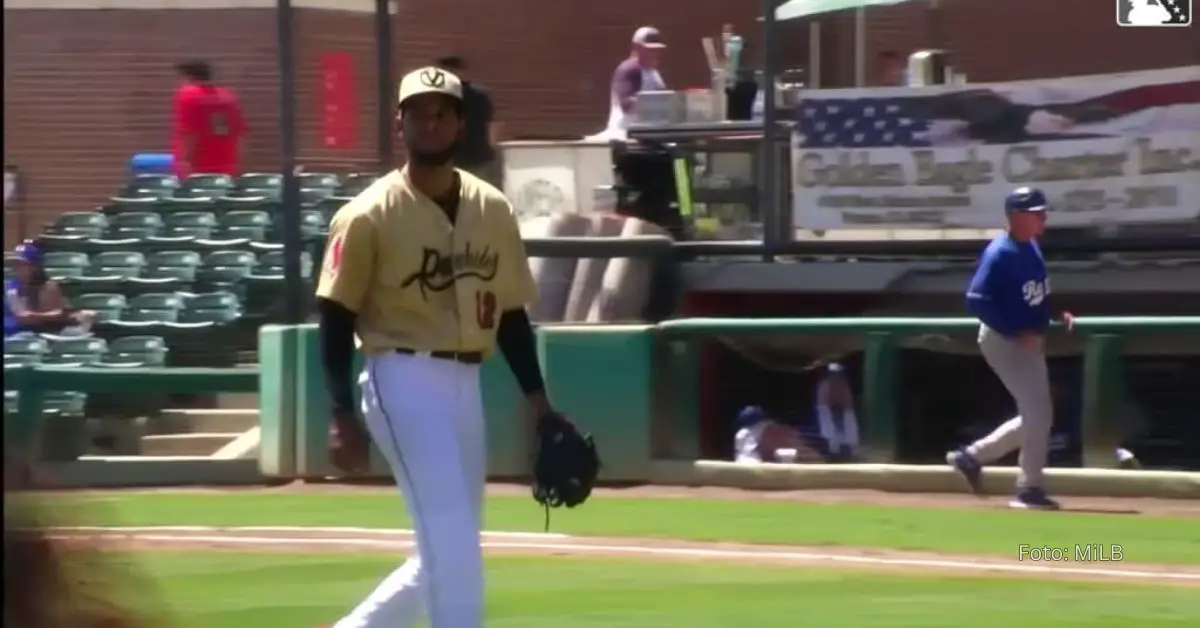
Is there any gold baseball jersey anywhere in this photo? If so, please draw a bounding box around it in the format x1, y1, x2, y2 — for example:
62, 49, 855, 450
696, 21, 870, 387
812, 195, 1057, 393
315, 168, 537, 356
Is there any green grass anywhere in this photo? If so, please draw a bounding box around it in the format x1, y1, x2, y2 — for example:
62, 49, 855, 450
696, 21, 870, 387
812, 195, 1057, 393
115, 553, 1199, 627
29, 492, 1200, 565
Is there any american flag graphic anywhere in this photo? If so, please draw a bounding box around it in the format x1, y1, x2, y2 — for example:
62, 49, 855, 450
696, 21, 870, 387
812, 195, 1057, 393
796, 75, 1200, 148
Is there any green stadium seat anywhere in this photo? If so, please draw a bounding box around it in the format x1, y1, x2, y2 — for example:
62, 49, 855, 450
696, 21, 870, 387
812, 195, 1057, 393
196, 250, 257, 287
119, 174, 178, 198
42, 252, 91, 279
125, 293, 185, 322
254, 250, 313, 277
148, 250, 203, 273
172, 187, 221, 200
235, 173, 282, 191
4, 335, 49, 363
103, 335, 168, 367
50, 212, 108, 238
298, 210, 327, 239
191, 237, 253, 256
103, 196, 160, 215
107, 211, 164, 239
159, 197, 218, 215
71, 293, 127, 322
220, 210, 271, 241
35, 234, 89, 252
316, 196, 355, 222
163, 211, 218, 239
89, 251, 146, 276
141, 235, 199, 254
44, 336, 107, 365
185, 173, 235, 190
180, 291, 243, 325
299, 172, 341, 190
299, 187, 334, 206
217, 195, 273, 215
338, 172, 378, 196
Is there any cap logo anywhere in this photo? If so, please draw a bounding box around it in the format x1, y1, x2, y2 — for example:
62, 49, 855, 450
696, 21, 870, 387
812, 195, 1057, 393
419, 69, 446, 89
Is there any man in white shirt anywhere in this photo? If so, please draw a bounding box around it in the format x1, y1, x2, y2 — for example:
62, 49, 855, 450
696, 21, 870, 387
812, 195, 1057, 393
601, 26, 668, 140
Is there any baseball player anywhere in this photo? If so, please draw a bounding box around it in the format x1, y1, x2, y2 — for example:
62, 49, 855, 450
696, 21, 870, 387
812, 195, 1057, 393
946, 187, 1075, 510
316, 66, 561, 628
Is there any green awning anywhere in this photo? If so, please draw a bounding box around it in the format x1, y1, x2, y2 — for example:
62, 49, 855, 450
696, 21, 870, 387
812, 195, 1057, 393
775, 0, 914, 21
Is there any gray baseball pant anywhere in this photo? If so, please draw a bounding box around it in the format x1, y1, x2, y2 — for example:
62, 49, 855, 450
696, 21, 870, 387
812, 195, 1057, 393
966, 324, 1054, 488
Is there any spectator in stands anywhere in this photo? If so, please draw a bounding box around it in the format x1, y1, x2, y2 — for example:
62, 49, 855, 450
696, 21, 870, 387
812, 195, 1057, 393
172, 60, 247, 179
434, 55, 503, 188
733, 405, 821, 464
809, 363, 862, 462
4, 241, 94, 338
597, 26, 669, 140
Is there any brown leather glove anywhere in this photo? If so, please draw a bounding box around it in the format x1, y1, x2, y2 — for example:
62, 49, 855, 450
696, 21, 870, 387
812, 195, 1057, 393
329, 411, 370, 474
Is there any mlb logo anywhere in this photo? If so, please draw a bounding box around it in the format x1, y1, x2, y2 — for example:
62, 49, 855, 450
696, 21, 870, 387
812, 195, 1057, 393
1116, 0, 1192, 26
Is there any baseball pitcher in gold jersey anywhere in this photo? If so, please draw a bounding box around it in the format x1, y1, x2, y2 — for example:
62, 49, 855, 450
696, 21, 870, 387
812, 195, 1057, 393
316, 66, 561, 628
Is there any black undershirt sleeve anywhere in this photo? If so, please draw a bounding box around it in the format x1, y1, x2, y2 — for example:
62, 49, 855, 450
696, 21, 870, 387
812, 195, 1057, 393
495, 307, 545, 397
317, 297, 358, 416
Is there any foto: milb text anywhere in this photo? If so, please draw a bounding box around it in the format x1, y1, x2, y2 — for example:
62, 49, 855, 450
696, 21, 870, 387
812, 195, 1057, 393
1018, 544, 1124, 562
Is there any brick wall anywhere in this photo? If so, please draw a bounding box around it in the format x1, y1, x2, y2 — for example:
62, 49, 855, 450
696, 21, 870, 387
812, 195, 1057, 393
4, 0, 1195, 245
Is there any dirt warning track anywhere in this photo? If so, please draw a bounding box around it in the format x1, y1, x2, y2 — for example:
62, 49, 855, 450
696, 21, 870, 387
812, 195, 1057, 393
46, 526, 1200, 586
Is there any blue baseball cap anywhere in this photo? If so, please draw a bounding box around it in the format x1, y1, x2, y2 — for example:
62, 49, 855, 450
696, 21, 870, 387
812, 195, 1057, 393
13, 240, 42, 265
736, 405, 765, 427
1005, 187, 1049, 213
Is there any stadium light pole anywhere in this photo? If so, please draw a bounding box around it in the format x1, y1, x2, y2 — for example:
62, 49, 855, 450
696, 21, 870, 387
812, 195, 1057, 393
374, 0, 395, 170
276, 0, 304, 323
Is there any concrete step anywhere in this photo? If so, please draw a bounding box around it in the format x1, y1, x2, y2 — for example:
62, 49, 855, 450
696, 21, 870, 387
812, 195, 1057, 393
217, 393, 259, 410
150, 409, 259, 434
139, 432, 243, 457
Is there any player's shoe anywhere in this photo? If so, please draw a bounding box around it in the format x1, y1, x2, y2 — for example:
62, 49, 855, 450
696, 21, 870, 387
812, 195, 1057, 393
945, 448, 984, 495
1009, 487, 1061, 511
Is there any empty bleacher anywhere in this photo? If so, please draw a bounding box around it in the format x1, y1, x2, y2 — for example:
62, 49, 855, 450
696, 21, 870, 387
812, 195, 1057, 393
4, 171, 374, 458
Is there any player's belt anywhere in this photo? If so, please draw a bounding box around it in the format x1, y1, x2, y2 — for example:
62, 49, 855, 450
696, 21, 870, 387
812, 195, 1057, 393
394, 348, 484, 364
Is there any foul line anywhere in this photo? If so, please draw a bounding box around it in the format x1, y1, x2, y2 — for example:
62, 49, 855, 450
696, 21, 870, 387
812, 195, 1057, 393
45, 526, 1200, 582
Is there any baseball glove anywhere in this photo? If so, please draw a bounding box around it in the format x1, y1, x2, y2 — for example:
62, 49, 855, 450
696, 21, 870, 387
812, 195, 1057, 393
531, 412, 600, 528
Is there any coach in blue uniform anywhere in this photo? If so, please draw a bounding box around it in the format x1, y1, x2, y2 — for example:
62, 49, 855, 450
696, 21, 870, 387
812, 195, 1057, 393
946, 187, 1075, 510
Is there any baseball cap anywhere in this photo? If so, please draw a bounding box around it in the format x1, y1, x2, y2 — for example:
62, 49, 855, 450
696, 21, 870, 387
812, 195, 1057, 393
736, 405, 765, 427
1005, 187, 1049, 213
397, 66, 463, 107
632, 26, 667, 48
13, 240, 42, 265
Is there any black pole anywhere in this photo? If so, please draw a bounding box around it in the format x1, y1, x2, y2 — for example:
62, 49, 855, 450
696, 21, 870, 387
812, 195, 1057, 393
374, 0, 395, 170
760, 0, 779, 261
277, 0, 303, 323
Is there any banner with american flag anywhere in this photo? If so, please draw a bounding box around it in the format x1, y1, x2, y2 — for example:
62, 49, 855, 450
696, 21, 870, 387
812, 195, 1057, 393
791, 65, 1200, 230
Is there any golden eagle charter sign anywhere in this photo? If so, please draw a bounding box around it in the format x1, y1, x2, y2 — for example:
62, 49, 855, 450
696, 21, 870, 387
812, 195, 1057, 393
790, 66, 1200, 230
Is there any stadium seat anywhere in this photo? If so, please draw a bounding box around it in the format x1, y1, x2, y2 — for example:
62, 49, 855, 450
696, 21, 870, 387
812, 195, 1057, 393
147, 250, 203, 280
299, 172, 341, 190
235, 173, 282, 191
339, 172, 378, 196
184, 173, 235, 191
254, 250, 313, 277
217, 195, 274, 215
192, 237, 253, 256
125, 293, 186, 322
42, 252, 91, 279
180, 290, 242, 324
44, 336, 107, 365
158, 196, 218, 216
71, 293, 127, 322
119, 174, 178, 198
103, 334, 168, 367
299, 187, 334, 206
103, 196, 161, 215
107, 211, 164, 239
316, 196, 355, 222
50, 212, 108, 238
4, 335, 49, 363
196, 250, 257, 287
297, 210, 327, 239
89, 251, 146, 277
220, 210, 271, 241
163, 211, 218, 239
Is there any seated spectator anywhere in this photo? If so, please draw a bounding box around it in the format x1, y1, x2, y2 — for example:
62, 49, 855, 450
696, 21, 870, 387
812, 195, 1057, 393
733, 405, 821, 464
810, 363, 862, 463
4, 241, 94, 338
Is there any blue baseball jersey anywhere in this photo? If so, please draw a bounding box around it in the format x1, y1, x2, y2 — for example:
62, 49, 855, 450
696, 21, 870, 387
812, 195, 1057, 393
965, 234, 1051, 337
4, 278, 23, 338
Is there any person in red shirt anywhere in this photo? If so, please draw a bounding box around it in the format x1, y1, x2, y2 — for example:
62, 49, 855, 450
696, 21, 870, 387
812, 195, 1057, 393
172, 60, 246, 179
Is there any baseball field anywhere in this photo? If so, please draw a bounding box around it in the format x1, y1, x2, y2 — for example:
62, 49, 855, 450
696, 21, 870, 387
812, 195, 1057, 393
32, 484, 1200, 627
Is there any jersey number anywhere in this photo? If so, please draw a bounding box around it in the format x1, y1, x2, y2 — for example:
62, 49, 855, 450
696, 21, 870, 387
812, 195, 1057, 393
475, 290, 497, 329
